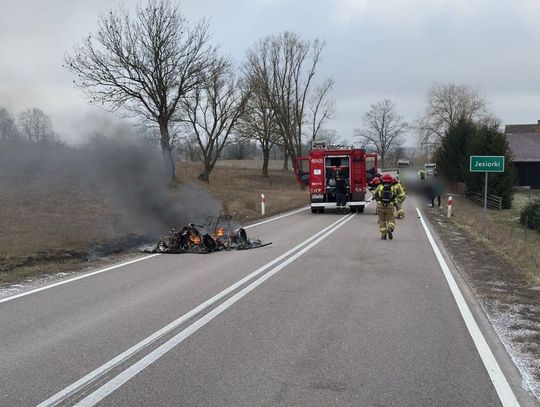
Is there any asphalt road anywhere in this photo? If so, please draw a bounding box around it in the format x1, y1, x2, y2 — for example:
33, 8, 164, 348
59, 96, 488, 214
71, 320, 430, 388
0, 202, 537, 406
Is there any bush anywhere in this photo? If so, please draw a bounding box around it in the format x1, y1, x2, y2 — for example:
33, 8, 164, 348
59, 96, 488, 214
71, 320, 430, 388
519, 199, 540, 232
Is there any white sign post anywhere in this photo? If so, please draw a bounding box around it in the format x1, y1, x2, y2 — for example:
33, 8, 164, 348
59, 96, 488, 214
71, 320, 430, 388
447, 195, 453, 218
261, 193, 266, 216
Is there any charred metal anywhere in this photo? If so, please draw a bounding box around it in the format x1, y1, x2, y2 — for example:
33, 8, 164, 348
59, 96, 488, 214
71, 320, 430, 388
145, 212, 271, 254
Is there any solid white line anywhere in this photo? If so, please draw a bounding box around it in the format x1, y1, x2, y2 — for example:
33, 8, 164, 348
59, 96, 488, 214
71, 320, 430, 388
0, 254, 160, 305
75, 213, 357, 407
37, 214, 353, 407
1, 207, 309, 304
244, 206, 309, 229
415, 208, 520, 407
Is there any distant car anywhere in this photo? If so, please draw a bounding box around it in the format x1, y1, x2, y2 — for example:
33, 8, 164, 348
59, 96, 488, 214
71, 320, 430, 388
424, 163, 436, 175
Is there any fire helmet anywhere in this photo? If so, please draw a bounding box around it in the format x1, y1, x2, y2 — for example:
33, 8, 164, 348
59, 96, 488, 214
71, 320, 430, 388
371, 177, 381, 187
380, 173, 394, 184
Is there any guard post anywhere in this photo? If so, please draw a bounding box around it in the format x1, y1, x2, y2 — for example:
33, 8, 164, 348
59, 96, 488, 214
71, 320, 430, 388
469, 155, 505, 238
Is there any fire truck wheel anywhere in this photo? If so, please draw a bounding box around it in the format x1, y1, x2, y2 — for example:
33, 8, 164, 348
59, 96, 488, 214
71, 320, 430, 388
358, 206, 365, 213
311, 207, 318, 213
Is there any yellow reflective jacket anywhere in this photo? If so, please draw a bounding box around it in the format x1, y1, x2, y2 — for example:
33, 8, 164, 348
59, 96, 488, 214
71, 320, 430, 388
374, 183, 396, 207
393, 183, 407, 203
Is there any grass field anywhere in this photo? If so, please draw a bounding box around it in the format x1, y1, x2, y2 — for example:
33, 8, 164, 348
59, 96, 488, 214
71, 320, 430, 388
0, 145, 307, 285
448, 190, 540, 285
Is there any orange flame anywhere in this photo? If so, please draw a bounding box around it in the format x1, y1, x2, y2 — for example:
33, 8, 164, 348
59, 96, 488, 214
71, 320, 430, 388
217, 227, 224, 238
190, 234, 201, 245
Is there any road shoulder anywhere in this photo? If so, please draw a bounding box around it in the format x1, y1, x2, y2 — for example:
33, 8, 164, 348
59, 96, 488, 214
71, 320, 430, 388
421, 203, 540, 406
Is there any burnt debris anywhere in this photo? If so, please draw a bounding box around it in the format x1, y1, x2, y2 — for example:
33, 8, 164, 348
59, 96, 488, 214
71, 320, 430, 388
143, 211, 271, 254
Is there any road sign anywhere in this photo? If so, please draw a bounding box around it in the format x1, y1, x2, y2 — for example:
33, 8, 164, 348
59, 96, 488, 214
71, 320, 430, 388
469, 156, 505, 173
469, 155, 505, 238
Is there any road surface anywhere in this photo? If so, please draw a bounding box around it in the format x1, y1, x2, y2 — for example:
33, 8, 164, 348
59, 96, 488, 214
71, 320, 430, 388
0, 201, 537, 406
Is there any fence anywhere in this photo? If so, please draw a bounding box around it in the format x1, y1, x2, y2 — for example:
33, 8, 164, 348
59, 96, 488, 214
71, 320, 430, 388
465, 190, 503, 210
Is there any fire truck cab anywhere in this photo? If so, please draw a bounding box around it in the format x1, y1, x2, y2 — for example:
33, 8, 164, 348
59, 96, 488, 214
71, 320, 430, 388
295, 142, 378, 213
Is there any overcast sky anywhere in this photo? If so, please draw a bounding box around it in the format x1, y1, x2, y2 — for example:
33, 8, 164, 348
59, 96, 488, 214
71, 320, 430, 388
1, 0, 540, 144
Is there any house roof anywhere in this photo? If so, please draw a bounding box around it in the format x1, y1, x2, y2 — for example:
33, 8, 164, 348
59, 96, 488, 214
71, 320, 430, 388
505, 120, 540, 134
506, 133, 540, 162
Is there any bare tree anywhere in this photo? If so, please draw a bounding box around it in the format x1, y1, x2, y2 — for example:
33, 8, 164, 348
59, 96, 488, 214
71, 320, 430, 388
0, 107, 21, 141
18, 108, 59, 144
182, 57, 248, 182
310, 78, 335, 141
354, 99, 408, 168
245, 32, 329, 164
65, 0, 214, 183
417, 82, 489, 148
314, 128, 340, 144
236, 78, 281, 177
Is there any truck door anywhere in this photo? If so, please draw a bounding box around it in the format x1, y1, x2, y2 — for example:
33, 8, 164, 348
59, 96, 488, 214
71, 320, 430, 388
365, 153, 378, 183
295, 157, 309, 187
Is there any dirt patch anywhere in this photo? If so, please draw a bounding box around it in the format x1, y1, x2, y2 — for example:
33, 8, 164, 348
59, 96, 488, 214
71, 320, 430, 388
424, 205, 540, 399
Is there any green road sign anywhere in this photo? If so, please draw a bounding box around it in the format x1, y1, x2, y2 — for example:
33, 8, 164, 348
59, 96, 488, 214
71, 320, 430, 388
469, 156, 505, 173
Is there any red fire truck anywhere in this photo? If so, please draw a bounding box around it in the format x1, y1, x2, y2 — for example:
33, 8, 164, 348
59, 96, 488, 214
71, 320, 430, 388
295, 142, 379, 213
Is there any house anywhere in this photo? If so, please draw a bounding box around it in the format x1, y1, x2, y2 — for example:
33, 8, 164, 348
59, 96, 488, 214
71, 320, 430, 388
505, 120, 540, 189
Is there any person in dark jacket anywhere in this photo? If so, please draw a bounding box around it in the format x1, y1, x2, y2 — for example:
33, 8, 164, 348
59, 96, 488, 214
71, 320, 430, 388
335, 172, 348, 213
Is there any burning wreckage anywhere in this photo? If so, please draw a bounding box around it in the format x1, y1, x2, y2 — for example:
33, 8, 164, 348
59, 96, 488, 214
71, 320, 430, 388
144, 212, 271, 254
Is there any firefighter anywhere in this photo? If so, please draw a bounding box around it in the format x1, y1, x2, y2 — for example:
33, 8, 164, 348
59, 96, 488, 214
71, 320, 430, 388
367, 172, 383, 191
334, 171, 348, 213
392, 175, 407, 219
373, 173, 397, 240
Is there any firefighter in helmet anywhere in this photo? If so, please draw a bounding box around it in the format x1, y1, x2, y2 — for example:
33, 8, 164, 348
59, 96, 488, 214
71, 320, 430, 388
373, 173, 397, 240
391, 175, 407, 219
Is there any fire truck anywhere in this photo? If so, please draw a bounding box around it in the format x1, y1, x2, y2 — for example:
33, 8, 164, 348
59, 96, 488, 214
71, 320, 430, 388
295, 142, 379, 213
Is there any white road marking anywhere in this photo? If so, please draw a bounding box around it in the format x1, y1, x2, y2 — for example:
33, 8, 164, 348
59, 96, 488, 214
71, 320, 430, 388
0, 255, 160, 305
74, 213, 357, 407
37, 213, 353, 407
1, 207, 309, 304
244, 206, 309, 229
416, 208, 520, 407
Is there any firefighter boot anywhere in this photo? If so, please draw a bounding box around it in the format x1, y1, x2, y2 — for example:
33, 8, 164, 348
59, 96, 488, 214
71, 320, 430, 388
388, 227, 393, 240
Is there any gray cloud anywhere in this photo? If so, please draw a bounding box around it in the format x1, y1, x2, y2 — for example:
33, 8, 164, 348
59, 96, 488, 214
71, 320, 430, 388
1, 0, 539, 145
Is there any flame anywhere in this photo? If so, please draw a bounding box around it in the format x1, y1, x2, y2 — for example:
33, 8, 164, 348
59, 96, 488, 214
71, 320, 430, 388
190, 234, 201, 245
217, 227, 224, 238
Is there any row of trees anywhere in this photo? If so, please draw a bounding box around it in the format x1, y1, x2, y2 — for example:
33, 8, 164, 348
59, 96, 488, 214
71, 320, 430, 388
65, 0, 334, 182
0, 107, 60, 145
437, 118, 515, 209
352, 82, 493, 169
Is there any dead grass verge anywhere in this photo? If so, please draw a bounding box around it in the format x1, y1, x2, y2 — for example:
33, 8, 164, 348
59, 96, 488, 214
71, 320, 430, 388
0, 156, 306, 286
447, 191, 540, 286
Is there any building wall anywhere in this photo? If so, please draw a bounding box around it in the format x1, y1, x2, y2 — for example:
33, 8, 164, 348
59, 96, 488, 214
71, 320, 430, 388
515, 162, 540, 189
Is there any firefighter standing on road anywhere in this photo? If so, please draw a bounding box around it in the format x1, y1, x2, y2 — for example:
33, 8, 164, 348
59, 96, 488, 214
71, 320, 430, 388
334, 171, 348, 213
373, 174, 397, 240
392, 176, 407, 219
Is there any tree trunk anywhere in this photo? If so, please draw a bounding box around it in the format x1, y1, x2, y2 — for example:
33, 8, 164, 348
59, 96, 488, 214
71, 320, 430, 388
262, 148, 270, 177
198, 159, 211, 182
282, 150, 289, 171
159, 121, 176, 183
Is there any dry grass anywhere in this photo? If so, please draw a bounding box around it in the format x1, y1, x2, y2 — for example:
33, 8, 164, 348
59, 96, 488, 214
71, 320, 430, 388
176, 160, 307, 223
448, 190, 540, 286
0, 151, 307, 285
214, 159, 286, 170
